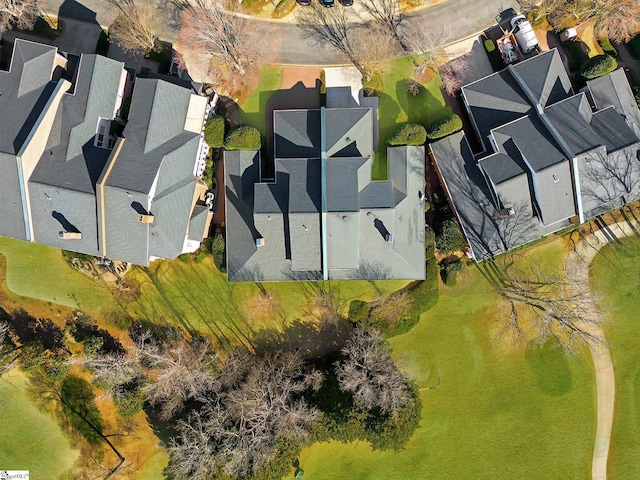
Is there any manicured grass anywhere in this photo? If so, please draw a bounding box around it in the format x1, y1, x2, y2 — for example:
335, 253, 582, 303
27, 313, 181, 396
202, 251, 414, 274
374, 57, 451, 180
298, 241, 594, 479
0, 237, 114, 316
239, 65, 282, 136
590, 235, 640, 479
0, 370, 79, 476
125, 257, 408, 349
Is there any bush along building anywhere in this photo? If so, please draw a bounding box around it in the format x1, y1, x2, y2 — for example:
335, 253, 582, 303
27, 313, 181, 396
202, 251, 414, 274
224, 102, 426, 282
430, 48, 640, 260
1, 39, 212, 266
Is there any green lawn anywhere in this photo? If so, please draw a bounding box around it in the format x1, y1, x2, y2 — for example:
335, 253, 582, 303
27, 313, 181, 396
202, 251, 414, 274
297, 242, 595, 479
0, 370, 79, 477
0, 237, 114, 316
590, 235, 640, 479
125, 257, 408, 349
239, 65, 282, 136
374, 57, 452, 180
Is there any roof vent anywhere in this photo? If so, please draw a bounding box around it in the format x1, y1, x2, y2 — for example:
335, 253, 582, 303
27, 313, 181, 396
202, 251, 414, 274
138, 214, 155, 224
385, 234, 394, 243
59, 231, 82, 240
256, 237, 266, 247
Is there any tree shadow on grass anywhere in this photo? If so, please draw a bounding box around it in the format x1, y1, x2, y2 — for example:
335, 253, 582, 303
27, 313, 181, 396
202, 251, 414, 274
525, 339, 573, 396
395, 79, 451, 128
10, 309, 68, 353
253, 317, 351, 361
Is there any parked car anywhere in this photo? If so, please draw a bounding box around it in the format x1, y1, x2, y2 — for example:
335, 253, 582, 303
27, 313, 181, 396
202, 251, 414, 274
339, 0, 353, 5
320, 0, 334, 7
296, 0, 311, 5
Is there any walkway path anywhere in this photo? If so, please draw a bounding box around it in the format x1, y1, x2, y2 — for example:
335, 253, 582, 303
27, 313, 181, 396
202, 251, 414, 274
566, 220, 640, 480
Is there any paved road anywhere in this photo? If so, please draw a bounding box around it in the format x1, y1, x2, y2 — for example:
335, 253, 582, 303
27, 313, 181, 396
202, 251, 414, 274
40, 0, 518, 65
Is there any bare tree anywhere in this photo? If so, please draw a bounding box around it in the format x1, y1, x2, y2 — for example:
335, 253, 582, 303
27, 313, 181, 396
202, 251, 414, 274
336, 327, 413, 416
490, 254, 604, 353
178, 0, 263, 76
167, 349, 319, 480
135, 332, 217, 420
521, 0, 640, 43
402, 21, 453, 76
108, 0, 163, 54
0, 0, 38, 33
0, 322, 19, 377
359, 0, 406, 50
439, 55, 470, 96
77, 352, 141, 395
367, 291, 413, 326
297, 3, 369, 77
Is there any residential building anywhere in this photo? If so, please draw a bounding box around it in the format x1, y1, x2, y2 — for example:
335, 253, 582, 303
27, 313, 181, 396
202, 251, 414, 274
430, 48, 640, 260
224, 105, 426, 282
0, 39, 212, 266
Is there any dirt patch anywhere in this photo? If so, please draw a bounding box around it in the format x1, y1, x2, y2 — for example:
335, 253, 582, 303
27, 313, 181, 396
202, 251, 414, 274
576, 23, 604, 57
281, 66, 321, 90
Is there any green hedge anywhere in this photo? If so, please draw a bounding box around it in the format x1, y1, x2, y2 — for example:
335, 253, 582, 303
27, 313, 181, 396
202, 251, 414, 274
628, 35, 640, 60
598, 38, 618, 57
389, 123, 427, 146
273, 0, 296, 18
427, 114, 462, 140
580, 54, 617, 80
224, 125, 261, 150
210, 233, 226, 273
441, 259, 464, 286
204, 116, 225, 148
484, 39, 495, 53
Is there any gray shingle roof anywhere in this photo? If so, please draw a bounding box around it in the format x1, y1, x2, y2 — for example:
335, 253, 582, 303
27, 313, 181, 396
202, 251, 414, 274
188, 205, 210, 241
0, 40, 59, 241
225, 108, 425, 282
0, 40, 58, 154
588, 68, 640, 137
0, 152, 27, 240
433, 50, 640, 260
278, 158, 321, 213
478, 152, 526, 185
511, 49, 573, 107
326, 157, 366, 212
274, 110, 321, 159
101, 79, 204, 265
463, 49, 573, 150
430, 132, 558, 260
325, 108, 372, 157
29, 55, 125, 256
493, 115, 566, 171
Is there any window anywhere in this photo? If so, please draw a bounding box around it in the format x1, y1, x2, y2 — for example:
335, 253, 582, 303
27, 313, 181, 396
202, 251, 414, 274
94, 118, 113, 149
